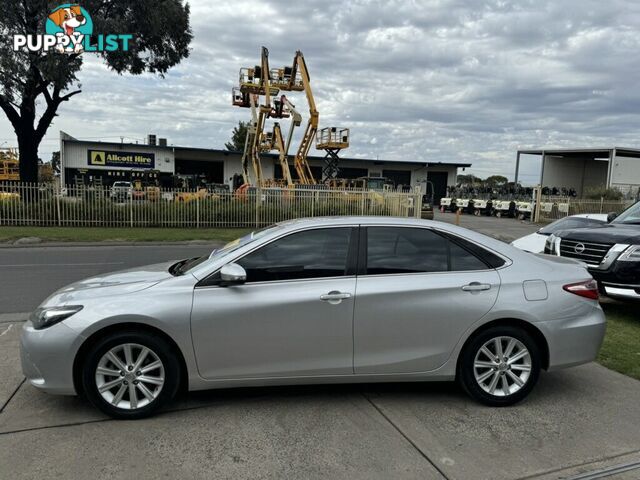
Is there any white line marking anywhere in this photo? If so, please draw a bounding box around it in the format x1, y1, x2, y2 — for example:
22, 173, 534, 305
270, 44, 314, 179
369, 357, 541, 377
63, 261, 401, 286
0, 324, 13, 337
0, 262, 125, 267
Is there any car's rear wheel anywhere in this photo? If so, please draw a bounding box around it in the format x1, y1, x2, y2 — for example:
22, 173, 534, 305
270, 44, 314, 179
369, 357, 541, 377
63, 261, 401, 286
458, 326, 540, 406
81, 331, 180, 419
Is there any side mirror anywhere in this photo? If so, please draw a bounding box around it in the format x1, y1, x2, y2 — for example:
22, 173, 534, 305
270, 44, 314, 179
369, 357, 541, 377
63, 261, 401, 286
606, 212, 618, 223
219, 263, 246, 286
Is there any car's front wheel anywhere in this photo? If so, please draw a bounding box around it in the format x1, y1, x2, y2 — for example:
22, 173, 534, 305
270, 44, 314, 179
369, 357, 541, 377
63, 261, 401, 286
458, 326, 541, 406
81, 331, 180, 419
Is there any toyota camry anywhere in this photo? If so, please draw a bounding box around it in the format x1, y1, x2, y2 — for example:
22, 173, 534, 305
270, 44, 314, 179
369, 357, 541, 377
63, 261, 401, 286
21, 217, 606, 419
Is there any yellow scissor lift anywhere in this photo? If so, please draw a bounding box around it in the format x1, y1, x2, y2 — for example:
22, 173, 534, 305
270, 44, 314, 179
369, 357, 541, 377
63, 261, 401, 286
317, 127, 350, 181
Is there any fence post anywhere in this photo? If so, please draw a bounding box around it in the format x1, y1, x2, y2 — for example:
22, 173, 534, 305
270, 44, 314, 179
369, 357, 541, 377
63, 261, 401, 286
255, 185, 261, 228
196, 194, 200, 229
311, 190, 315, 218
533, 186, 542, 223
56, 183, 62, 226
129, 192, 133, 228
600, 197, 604, 213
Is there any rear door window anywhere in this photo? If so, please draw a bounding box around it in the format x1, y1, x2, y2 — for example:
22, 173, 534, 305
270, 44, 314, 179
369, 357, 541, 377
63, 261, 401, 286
365, 227, 494, 274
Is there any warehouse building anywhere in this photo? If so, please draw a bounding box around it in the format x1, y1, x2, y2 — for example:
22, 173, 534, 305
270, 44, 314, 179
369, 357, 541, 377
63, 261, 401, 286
59, 131, 470, 201
515, 147, 640, 197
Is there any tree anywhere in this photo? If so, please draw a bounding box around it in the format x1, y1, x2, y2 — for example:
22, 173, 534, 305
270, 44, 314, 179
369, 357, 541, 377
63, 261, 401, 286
456, 174, 481, 185
37, 156, 54, 182
485, 175, 508, 187
50, 150, 60, 174
225, 121, 249, 151
0, 1, 192, 182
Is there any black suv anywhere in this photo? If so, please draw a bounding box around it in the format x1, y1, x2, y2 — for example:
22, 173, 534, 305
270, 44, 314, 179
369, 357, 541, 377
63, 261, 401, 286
544, 200, 640, 300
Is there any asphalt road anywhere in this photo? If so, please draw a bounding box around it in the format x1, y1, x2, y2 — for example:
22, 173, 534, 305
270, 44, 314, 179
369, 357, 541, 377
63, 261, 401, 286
0, 244, 218, 313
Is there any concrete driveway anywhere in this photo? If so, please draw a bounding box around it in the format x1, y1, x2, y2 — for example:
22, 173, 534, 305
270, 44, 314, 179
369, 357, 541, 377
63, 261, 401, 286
2, 315, 640, 479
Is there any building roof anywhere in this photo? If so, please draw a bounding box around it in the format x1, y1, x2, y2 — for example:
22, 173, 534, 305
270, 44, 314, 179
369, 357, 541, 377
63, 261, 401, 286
518, 147, 640, 159
61, 134, 472, 168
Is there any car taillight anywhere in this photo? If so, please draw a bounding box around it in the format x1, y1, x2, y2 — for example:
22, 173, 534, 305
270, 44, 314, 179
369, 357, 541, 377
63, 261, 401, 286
563, 279, 599, 300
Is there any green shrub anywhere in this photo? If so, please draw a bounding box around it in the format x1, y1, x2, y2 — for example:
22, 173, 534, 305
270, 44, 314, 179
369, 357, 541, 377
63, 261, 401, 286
583, 186, 623, 200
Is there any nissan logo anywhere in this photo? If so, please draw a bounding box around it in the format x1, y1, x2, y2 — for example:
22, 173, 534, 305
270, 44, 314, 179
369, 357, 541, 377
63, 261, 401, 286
574, 243, 586, 254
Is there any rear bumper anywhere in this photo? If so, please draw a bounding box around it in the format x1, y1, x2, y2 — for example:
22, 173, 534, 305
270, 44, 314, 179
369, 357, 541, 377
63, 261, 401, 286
537, 305, 607, 371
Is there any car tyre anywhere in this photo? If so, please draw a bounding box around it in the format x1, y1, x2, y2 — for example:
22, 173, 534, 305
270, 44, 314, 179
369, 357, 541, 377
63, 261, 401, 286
458, 326, 540, 407
81, 331, 180, 419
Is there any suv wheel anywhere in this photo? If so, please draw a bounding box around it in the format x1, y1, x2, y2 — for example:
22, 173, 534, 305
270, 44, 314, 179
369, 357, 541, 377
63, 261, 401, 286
458, 326, 541, 406
81, 331, 180, 419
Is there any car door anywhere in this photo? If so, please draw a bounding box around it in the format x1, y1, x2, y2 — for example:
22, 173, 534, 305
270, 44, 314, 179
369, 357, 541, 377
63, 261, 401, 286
354, 226, 501, 374
191, 226, 358, 380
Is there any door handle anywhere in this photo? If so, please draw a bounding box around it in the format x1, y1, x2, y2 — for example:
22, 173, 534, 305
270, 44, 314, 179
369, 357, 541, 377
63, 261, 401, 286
320, 291, 352, 303
461, 282, 491, 292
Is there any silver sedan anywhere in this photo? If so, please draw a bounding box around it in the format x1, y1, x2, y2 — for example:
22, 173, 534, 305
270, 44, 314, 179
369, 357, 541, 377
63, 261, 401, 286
21, 217, 606, 419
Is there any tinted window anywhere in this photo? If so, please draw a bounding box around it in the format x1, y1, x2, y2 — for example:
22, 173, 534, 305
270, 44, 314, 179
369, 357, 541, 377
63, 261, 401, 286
367, 227, 448, 274
237, 228, 352, 282
450, 242, 489, 271
442, 233, 506, 269
366, 227, 490, 274
539, 217, 606, 235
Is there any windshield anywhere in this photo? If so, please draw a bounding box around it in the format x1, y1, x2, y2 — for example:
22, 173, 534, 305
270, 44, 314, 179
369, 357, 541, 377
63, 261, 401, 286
539, 217, 606, 235
612, 201, 640, 225
169, 225, 282, 275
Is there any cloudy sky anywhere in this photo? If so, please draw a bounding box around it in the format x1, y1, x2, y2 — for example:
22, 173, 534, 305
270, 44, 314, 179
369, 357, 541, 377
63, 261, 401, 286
2, 0, 640, 184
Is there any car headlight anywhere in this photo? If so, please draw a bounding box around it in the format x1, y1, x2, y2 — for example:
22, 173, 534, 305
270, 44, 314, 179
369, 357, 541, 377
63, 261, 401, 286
618, 245, 640, 262
30, 306, 83, 330
544, 234, 556, 254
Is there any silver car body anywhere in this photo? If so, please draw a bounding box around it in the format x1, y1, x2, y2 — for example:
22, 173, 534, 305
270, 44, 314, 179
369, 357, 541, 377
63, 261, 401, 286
21, 217, 606, 396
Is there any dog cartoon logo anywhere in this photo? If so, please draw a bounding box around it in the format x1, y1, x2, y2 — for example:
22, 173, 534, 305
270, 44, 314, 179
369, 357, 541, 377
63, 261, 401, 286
45, 4, 93, 53
13, 3, 131, 54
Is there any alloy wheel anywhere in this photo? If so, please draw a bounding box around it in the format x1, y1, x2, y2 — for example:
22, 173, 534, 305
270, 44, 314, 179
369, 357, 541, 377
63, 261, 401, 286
473, 336, 531, 397
95, 343, 165, 410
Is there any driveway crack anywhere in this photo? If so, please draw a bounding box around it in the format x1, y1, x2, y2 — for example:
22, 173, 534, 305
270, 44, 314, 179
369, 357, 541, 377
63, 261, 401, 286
0, 378, 26, 414
362, 391, 450, 480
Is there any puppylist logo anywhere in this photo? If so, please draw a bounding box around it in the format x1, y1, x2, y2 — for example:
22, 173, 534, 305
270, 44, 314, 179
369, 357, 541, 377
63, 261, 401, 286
13, 4, 132, 54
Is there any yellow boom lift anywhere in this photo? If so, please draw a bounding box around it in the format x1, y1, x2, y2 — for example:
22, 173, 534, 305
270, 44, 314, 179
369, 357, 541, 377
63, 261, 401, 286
271, 51, 317, 184
273, 51, 350, 183
233, 47, 298, 187
233, 47, 350, 186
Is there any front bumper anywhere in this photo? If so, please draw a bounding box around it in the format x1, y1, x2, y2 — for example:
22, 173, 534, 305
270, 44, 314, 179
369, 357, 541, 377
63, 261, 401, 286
20, 320, 83, 395
602, 285, 640, 300
588, 263, 640, 300
537, 305, 607, 371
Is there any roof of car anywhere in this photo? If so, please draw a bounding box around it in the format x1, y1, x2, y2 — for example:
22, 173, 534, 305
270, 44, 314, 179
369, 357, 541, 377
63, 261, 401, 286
570, 213, 609, 220
276, 216, 437, 227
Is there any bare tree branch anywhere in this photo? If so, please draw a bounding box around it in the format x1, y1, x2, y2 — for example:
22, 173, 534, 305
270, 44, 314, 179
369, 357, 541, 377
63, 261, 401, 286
0, 96, 20, 127
59, 90, 82, 102
35, 89, 82, 141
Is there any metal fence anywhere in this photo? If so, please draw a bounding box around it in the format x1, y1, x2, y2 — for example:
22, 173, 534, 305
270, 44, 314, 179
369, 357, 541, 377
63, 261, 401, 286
0, 183, 422, 228
537, 197, 634, 222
